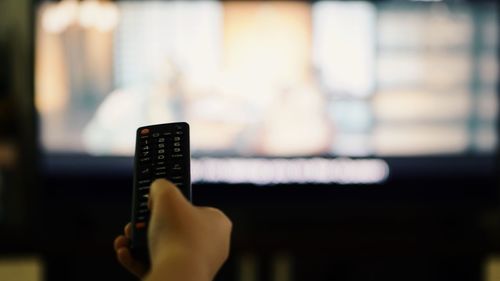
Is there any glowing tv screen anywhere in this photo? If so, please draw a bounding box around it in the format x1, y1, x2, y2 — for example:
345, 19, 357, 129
35, 0, 498, 184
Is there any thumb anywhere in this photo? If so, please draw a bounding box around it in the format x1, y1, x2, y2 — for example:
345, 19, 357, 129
148, 179, 191, 223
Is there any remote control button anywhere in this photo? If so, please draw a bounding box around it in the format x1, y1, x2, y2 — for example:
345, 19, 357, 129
152, 133, 160, 138
138, 179, 151, 185
139, 167, 151, 176
171, 154, 183, 158
174, 137, 181, 141
157, 149, 165, 154
158, 137, 166, 143
140, 128, 150, 135
135, 222, 146, 229
138, 186, 150, 191
172, 163, 182, 170
139, 157, 151, 163
157, 143, 165, 149
155, 171, 167, 177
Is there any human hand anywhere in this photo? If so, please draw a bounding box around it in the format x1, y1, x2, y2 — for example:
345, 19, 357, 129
114, 179, 232, 281
114, 222, 147, 278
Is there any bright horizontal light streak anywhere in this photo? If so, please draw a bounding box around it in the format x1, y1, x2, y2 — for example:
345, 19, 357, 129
191, 158, 389, 185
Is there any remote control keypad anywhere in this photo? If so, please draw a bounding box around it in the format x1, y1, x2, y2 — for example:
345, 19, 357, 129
133, 123, 191, 231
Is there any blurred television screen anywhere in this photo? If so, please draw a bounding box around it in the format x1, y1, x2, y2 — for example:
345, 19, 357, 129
35, 0, 498, 183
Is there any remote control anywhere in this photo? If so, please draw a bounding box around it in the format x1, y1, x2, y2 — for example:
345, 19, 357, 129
130, 122, 191, 266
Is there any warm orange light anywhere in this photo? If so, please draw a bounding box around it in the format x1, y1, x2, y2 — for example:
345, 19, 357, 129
222, 1, 311, 85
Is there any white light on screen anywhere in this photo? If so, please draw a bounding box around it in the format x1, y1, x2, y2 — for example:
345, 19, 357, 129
41, 0, 119, 33
373, 90, 471, 122
191, 158, 389, 185
114, 1, 222, 89
313, 1, 376, 97
41, 0, 79, 33
378, 8, 472, 49
79, 1, 119, 32
373, 125, 469, 156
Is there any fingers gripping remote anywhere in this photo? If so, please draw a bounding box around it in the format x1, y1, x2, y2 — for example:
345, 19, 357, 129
130, 122, 192, 266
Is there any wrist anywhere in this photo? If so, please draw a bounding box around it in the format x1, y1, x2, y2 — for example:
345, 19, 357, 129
145, 247, 211, 281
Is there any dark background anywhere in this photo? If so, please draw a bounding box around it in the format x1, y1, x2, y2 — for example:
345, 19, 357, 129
37, 156, 498, 281
0, 0, 499, 280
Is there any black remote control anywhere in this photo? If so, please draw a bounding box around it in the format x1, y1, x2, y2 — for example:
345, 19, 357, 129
130, 122, 191, 266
